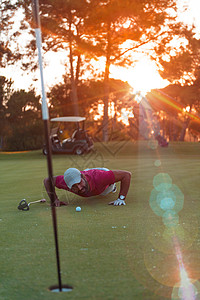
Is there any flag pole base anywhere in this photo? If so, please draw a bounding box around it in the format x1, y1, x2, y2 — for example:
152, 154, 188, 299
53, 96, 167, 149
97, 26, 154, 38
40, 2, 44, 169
49, 284, 73, 293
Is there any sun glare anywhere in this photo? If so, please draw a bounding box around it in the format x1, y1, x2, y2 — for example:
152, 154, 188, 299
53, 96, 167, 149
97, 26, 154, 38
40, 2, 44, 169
110, 58, 169, 95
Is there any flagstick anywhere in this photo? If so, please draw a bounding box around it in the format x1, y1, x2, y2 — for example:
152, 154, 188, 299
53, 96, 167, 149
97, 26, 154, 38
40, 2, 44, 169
31, 0, 62, 291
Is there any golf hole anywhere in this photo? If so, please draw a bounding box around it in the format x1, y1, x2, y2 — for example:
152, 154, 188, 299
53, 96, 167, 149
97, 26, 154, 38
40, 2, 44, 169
49, 284, 73, 293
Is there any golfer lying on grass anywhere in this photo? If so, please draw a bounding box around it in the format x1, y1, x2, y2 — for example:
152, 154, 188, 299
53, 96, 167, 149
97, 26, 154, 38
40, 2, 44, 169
44, 167, 131, 207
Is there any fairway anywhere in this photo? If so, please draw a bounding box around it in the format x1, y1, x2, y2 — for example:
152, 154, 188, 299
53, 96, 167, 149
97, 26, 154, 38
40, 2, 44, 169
0, 141, 200, 300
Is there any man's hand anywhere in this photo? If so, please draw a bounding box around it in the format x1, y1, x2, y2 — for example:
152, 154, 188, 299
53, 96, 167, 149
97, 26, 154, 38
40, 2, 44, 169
53, 198, 68, 207
108, 199, 126, 206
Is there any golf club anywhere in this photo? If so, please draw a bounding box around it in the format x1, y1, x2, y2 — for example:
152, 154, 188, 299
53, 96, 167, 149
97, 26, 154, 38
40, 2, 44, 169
18, 198, 46, 211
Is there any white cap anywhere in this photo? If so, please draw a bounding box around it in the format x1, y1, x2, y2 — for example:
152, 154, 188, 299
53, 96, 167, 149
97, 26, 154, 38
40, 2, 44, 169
64, 168, 81, 189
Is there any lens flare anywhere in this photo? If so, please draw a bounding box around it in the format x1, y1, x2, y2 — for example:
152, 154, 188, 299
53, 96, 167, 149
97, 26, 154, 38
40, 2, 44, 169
171, 236, 200, 300
154, 159, 161, 167
162, 210, 179, 227
157, 190, 176, 210
150, 178, 184, 217
148, 139, 158, 149
147, 171, 200, 299
153, 173, 172, 192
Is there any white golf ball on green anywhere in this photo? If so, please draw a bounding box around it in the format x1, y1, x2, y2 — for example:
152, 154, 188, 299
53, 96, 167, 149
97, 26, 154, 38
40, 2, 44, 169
76, 206, 81, 212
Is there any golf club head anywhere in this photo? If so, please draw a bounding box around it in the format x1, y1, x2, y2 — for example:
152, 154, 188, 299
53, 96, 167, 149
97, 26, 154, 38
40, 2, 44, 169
18, 199, 29, 211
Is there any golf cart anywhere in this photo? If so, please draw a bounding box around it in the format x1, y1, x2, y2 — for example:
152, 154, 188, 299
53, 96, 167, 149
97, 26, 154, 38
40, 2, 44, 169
43, 116, 94, 155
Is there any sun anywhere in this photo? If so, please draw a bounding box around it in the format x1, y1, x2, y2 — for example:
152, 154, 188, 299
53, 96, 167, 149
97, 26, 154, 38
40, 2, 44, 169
110, 57, 169, 95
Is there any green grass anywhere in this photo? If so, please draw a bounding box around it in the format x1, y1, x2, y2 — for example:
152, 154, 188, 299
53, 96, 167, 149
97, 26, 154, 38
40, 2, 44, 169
0, 141, 200, 300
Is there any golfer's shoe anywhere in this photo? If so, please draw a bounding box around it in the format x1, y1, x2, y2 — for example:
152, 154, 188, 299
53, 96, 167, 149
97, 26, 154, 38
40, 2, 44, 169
112, 183, 117, 193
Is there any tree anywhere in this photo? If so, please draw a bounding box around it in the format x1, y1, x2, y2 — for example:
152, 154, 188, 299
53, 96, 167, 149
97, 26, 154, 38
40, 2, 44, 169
0, 1, 14, 67
84, 0, 191, 141
146, 89, 182, 141
146, 84, 200, 141
0, 76, 14, 148
18, 0, 94, 115
17, 1, 188, 129
5, 89, 43, 150
0, 0, 25, 68
48, 77, 132, 116
153, 28, 200, 140
160, 84, 200, 141
48, 77, 133, 139
158, 29, 200, 85
2, 0, 195, 142
47, 76, 76, 117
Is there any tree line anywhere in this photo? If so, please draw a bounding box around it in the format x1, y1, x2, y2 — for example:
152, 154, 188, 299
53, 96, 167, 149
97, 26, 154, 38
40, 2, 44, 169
0, 0, 200, 150
0, 76, 137, 150
1, 73, 199, 151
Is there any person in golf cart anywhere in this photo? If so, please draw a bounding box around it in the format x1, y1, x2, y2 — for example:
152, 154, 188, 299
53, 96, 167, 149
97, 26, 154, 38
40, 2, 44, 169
43, 116, 94, 155
44, 167, 131, 207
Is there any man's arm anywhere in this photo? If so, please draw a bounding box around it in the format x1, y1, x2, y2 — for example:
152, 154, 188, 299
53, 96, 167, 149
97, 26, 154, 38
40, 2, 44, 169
43, 176, 67, 207
109, 170, 131, 205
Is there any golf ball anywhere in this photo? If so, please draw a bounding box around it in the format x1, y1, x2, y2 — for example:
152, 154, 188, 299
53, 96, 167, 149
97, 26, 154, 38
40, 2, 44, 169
76, 206, 81, 212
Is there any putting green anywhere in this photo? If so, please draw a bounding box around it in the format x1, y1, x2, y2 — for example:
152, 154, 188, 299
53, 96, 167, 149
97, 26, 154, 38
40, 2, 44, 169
0, 141, 199, 299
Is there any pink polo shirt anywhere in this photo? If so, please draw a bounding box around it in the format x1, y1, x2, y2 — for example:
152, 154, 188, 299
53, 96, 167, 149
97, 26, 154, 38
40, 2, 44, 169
55, 169, 115, 197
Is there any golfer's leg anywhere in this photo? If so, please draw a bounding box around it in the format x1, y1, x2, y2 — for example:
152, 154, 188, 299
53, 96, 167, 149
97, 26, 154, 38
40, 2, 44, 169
84, 167, 109, 171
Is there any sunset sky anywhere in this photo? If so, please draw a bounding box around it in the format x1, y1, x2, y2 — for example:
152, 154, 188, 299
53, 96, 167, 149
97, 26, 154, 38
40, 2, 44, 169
1, 0, 200, 95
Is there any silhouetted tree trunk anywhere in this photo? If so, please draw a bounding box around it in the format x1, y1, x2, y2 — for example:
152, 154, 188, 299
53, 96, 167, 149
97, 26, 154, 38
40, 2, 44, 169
102, 22, 111, 142
179, 117, 190, 141
69, 9, 79, 115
